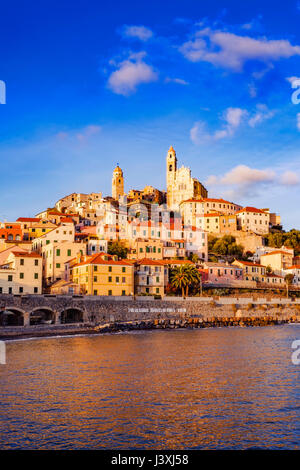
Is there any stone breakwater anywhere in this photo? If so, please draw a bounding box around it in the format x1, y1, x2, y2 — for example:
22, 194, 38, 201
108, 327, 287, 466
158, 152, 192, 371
1, 315, 299, 341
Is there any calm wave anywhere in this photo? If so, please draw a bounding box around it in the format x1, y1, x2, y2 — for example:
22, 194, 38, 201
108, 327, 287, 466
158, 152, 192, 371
1, 325, 300, 449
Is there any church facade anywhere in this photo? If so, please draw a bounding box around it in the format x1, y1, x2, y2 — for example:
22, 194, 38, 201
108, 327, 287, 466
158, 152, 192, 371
166, 146, 207, 211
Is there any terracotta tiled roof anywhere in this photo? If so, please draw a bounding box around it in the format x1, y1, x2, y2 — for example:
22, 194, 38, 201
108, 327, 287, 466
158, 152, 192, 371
136, 258, 165, 266
161, 259, 194, 265
234, 260, 265, 267
13, 251, 42, 258
235, 207, 266, 214
261, 250, 292, 256
73, 253, 133, 267
17, 217, 41, 222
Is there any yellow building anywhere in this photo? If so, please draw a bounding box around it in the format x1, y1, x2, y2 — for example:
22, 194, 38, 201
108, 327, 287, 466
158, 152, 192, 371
166, 146, 207, 210
26, 220, 58, 241
0, 251, 42, 294
196, 212, 237, 234
126, 238, 164, 260
71, 252, 134, 296
260, 250, 293, 274
232, 260, 266, 282
42, 240, 86, 286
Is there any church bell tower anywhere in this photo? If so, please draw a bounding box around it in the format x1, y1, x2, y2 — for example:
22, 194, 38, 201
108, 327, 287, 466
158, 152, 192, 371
166, 145, 177, 207
112, 164, 124, 200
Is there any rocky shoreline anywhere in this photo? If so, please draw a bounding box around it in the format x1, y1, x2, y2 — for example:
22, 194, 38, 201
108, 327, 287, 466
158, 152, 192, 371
1, 314, 299, 341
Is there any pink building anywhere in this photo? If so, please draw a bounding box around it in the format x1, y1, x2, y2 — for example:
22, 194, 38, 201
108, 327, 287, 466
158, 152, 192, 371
203, 262, 243, 285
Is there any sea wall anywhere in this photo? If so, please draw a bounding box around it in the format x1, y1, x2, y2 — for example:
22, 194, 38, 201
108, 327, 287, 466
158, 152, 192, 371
0, 294, 300, 325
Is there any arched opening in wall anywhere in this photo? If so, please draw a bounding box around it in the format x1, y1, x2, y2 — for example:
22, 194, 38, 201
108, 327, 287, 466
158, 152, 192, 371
60, 308, 84, 324
29, 308, 55, 326
0, 308, 24, 326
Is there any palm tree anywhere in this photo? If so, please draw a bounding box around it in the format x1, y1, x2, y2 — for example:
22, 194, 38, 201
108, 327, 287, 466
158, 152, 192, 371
170, 264, 201, 298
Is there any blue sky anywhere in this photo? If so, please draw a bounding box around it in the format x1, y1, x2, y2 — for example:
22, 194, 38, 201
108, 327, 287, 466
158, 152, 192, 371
1, 0, 300, 229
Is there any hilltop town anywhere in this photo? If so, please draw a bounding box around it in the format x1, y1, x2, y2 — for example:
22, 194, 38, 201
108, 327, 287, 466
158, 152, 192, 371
0, 146, 299, 302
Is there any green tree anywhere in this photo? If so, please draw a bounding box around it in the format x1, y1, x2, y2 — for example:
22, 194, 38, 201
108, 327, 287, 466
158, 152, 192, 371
266, 265, 272, 274
107, 241, 128, 259
284, 273, 294, 298
209, 234, 244, 260
170, 264, 201, 298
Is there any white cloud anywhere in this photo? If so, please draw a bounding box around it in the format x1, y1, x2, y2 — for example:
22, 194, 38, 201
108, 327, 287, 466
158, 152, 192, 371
248, 104, 275, 127
107, 54, 158, 96
56, 125, 102, 143
165, 77, 189, 85
122, 25, 153, 41
281, 171, 300, 185
206, 164, 300, 200
179, 28, 300, 71
190, 121, 211, 145
219, 165, 275, 185
76, 125, 102, 142
190, 104, 275, 145
190, 107, 247, 144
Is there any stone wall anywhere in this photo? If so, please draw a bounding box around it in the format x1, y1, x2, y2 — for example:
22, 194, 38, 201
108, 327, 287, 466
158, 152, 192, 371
0, 294, 300, 326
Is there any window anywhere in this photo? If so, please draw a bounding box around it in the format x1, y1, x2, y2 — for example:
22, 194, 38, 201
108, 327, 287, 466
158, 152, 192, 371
109, 266, 112, 272
35, 259, 39, 266
20, 273, 24, 279
0, 288, 2, 294
46, 240, 50, 245
20, 259, 24, 265
56, 249, 60, 256
19, 287, 23, 293
122, 290, 126, 296
93, 289, 98, 295
116, 276, 119, 283
8, 287, 12, 294
94, 265, 98, 271
67, 249, 71, 256
108, 276, 112, 282
122, 277, 126, 283
34, 273, 38, 279
156, 276, 159, 282
156, 288, 159, 293
56, 263, 61, 268
108, 289, 112, 295
94, 276, 97, 282
122, 267, 126, 273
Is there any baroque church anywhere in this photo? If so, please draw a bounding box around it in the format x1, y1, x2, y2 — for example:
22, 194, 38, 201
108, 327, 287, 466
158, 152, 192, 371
166, 146, 207, 210
111, 145, 208, 211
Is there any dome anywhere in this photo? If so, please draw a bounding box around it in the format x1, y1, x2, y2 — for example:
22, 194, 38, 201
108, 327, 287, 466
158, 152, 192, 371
113, 164, 123, 173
